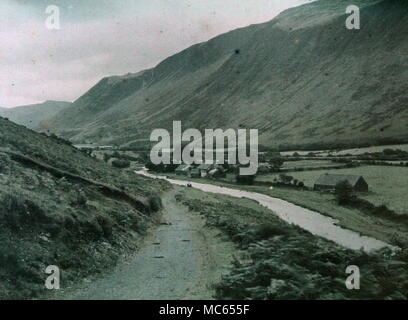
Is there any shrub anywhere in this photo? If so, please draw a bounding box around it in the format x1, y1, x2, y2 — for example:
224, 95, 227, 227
149, 196, 162, 212
335, 181, 354, 205
236, 174, 256, 185
97, 216, 113, 237
70, 192, 87, 206
111, 159, 130, 169
279, 174, 293, 184
253, 224, 290, 240
0, 194, 48, 229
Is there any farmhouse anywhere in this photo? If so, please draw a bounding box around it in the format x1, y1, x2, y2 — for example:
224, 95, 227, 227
314, 174, 368, 192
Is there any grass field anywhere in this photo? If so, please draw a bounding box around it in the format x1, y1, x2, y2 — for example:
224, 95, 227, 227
258, 166, 408, 214
281, 159, 344, 169
280, 143, 408, 156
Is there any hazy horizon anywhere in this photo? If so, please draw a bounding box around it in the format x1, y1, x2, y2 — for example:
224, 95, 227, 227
0, 0, 311, 108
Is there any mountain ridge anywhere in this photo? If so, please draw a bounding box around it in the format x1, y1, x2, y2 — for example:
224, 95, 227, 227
40, 0, 408, 150
0, 100, 72, 129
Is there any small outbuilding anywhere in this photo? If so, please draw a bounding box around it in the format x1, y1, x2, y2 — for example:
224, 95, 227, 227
314, 173, 368, 192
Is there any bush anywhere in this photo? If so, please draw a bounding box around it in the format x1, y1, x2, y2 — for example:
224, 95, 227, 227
149, 196, 162, 212
335, 181, 354, 205
253, 224, 290, 240
236, 174, 256, 185
0, 194, 48, 229
279, 174, 294, 184
111, 159, 130, 169
71, 192, 87, 206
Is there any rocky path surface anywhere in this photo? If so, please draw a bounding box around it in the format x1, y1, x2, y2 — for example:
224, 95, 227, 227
60, 189, 233, 300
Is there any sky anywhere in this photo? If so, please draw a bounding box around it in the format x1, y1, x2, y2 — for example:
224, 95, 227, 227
0, 0, 311, 108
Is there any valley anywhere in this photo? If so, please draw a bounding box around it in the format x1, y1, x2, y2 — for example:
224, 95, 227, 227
39, 0, 408, 150
1, 0, 407, 301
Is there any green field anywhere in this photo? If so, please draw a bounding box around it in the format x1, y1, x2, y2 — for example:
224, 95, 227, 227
280, 143, 408, 156
282, 159, 344, 170
258, 166, 408, 214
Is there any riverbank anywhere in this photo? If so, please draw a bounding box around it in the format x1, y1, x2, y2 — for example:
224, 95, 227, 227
137, 171, 396, 252
158, 172, 408, 248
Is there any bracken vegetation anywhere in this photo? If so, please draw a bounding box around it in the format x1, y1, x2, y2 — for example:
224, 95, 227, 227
181, 196, 408, 300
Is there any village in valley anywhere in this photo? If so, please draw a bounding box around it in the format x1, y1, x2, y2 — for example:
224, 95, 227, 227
87, 142, 408, 224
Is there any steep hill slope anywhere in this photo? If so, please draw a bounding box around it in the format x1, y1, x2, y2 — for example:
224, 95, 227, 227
0, 101, 72, 129
41, 0, 408, 150
0, 117, 166, 299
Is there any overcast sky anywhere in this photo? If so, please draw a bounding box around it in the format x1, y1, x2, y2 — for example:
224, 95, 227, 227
0, 0, 310, 108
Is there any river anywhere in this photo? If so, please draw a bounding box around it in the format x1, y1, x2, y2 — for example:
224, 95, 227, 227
136, 170, 397, 253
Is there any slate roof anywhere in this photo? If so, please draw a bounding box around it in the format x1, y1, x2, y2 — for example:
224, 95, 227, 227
197, 163, 213, 170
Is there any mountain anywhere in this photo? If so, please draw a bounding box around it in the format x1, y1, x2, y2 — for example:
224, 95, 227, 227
0, 117, 164, 299
40, 0, 408, 150
0, 101, 71, 129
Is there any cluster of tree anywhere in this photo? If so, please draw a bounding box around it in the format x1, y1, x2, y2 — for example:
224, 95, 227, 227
276, 137, 408, 152
235, 174, 256, 185
277, 174, 305, 187
382, 148, 408, 157
359, 160, 408, 167
145, 161, 178, 173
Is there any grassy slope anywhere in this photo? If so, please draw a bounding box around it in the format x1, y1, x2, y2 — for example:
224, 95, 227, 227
0, 117, 167, 299
0, 101, 71, 129
41, 0, 408, 149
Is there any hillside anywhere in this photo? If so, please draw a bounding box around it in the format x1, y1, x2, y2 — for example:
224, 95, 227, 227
0, 117, 167, 299
41, 0, 408, 150
0, 101, 71, 129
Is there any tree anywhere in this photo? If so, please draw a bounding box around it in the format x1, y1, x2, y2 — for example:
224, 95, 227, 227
268, 157, 284, 171
335, 181, 354, 205
236, 174, 256, 185
279, 174, 293, 184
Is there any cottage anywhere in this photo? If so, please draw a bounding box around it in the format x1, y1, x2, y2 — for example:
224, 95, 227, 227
197, 163, 214, 177
175, 164, 192, 176
314, 174, 368, 192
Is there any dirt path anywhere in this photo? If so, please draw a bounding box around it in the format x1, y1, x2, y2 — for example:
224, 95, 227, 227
60, 188, 234, 300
